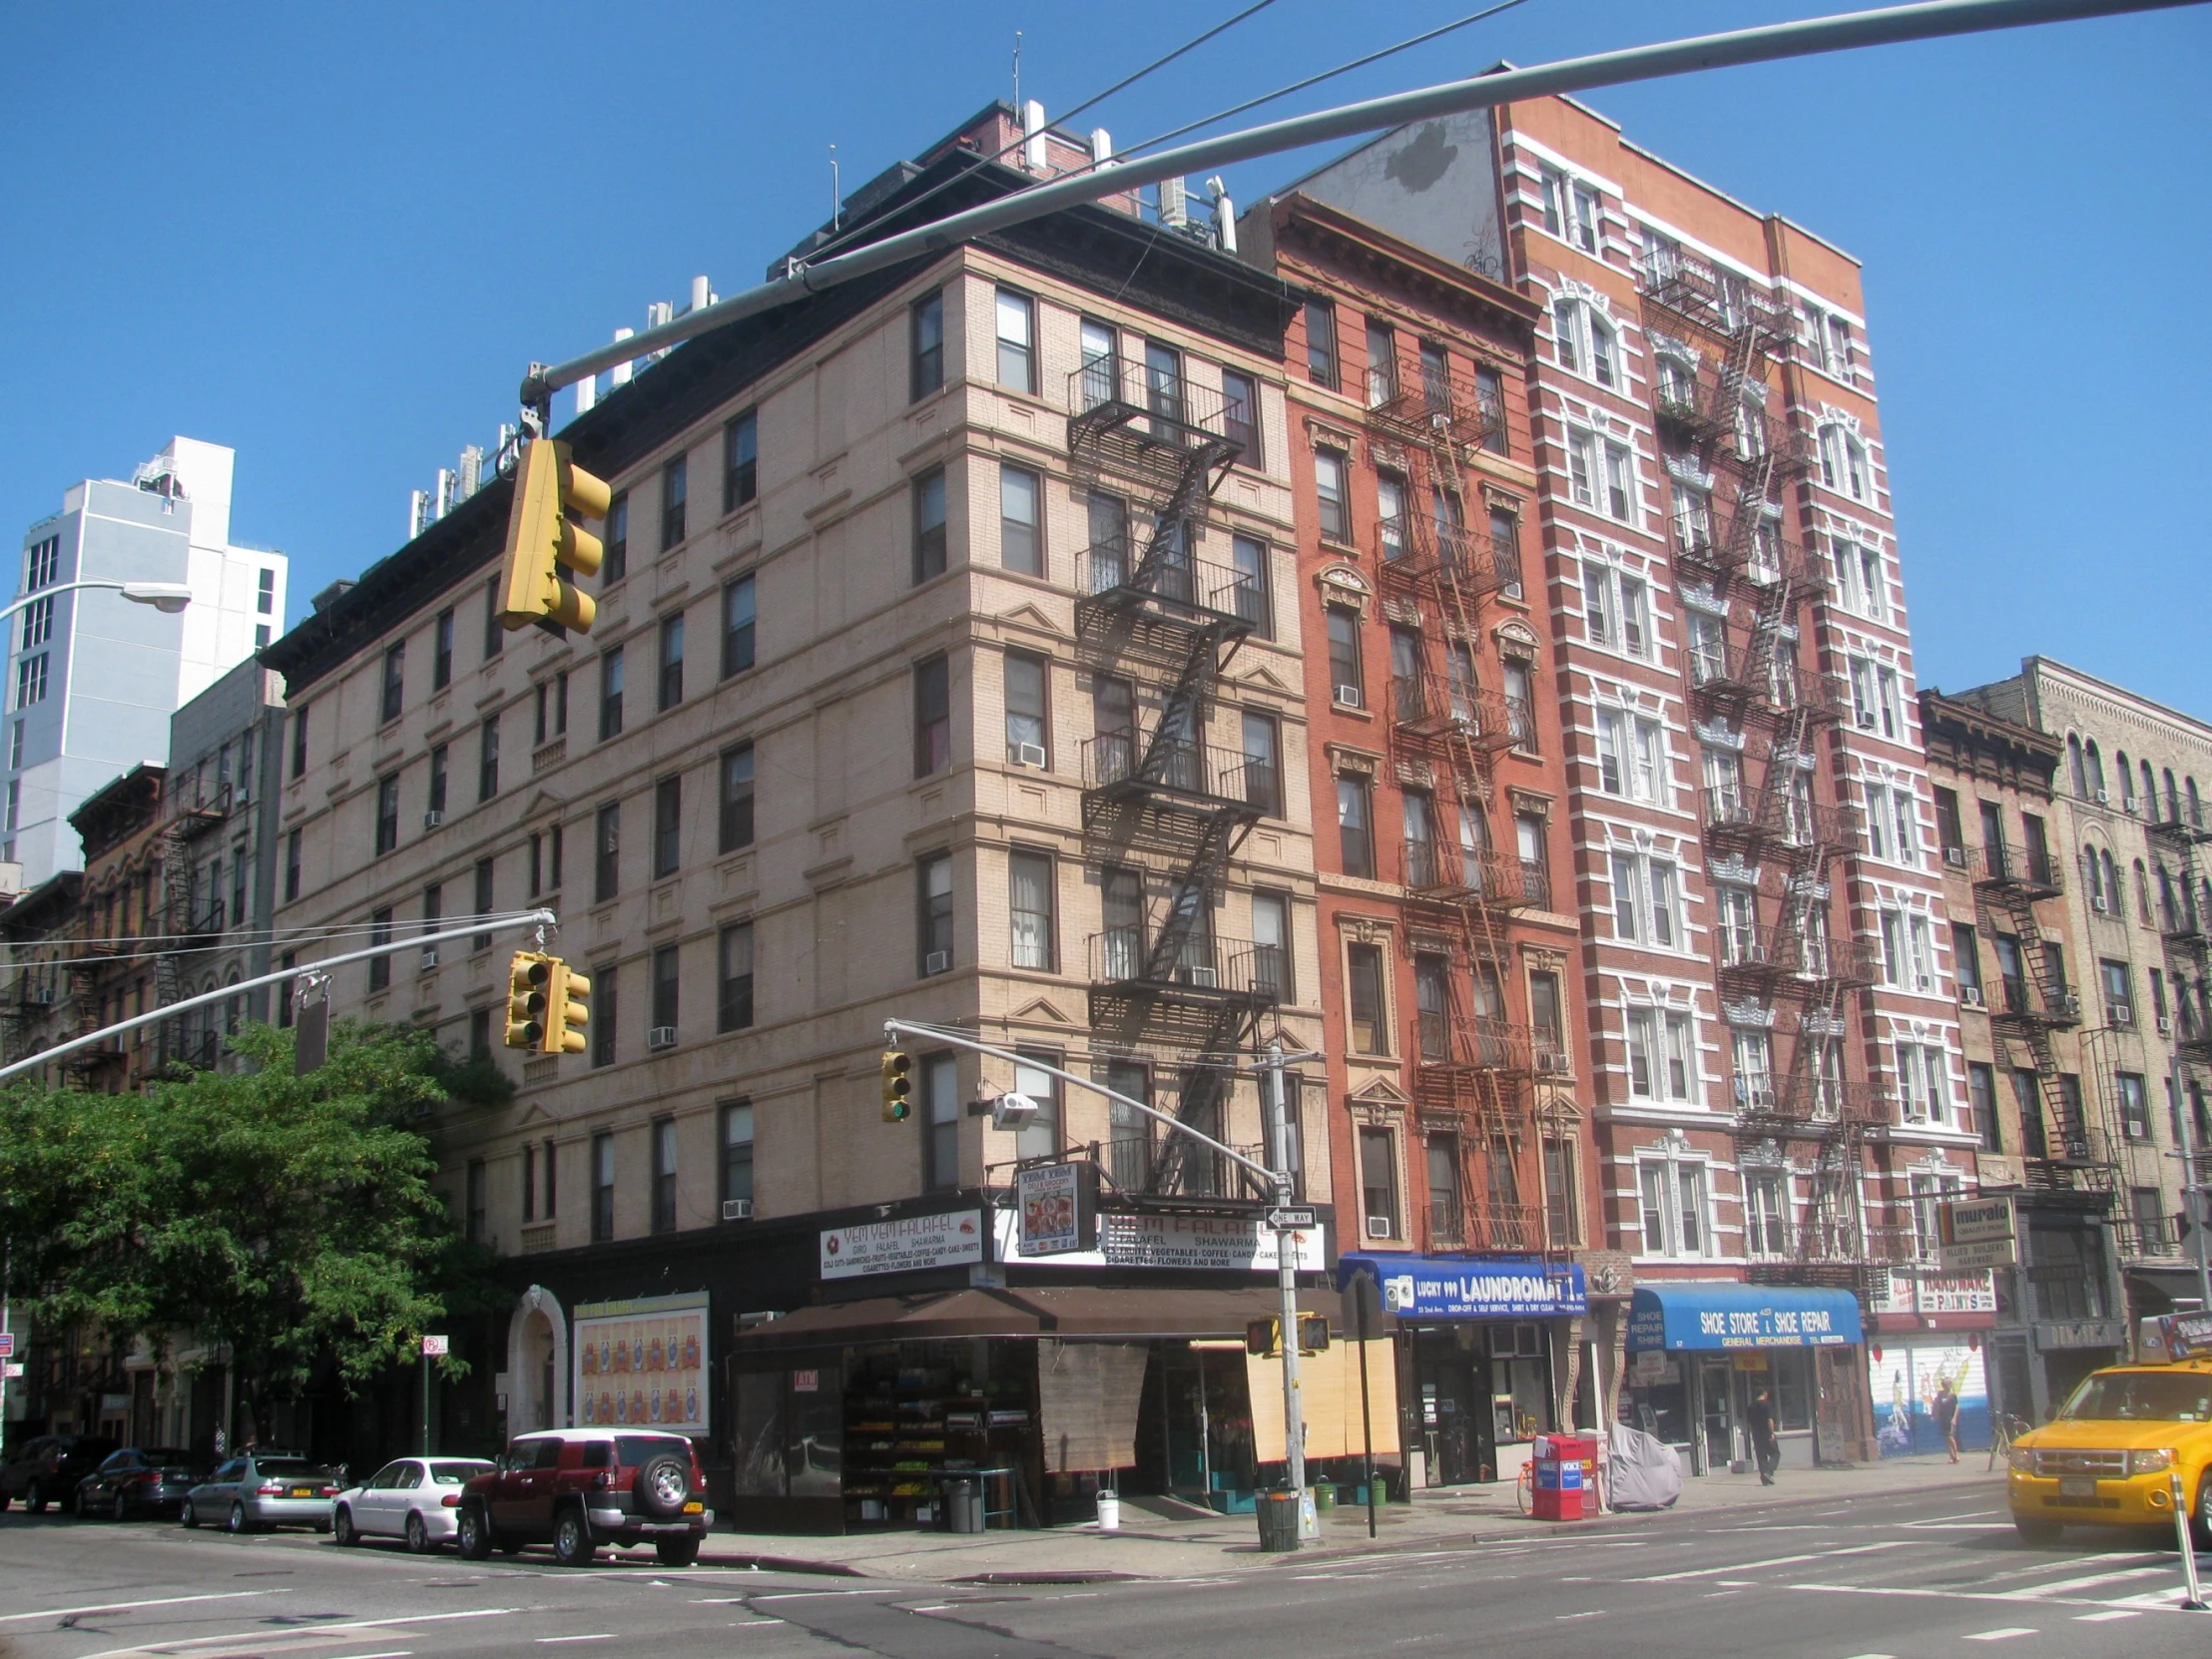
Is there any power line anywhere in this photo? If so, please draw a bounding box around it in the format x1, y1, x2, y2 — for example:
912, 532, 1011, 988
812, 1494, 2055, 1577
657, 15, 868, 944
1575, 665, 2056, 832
6, 911, 551, 972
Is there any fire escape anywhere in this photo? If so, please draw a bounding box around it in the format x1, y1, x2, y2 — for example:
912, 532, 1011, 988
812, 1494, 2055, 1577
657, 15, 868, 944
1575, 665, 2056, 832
157, 786, 229, 1070
1069, 355, 1278, 1197
2153, 807, 2212, 1166
1643, 249, 1886, 1287
1368, 355, 1563, 1255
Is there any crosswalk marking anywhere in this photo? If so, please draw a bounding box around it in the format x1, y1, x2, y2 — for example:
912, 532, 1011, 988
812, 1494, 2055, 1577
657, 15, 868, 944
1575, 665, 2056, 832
1962, 1628, 2038, 1642
2075, 1609, 2143, 1622
1630, 1541, 1911, 1583
2017, 1565, 2173, 1597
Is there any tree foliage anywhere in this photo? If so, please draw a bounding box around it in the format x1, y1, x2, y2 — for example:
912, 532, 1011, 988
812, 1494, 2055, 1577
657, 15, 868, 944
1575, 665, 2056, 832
0, 1021, 489, 1411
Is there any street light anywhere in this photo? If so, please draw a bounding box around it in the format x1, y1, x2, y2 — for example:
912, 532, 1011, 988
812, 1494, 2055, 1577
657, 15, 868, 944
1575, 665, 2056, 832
0, 579, 194, 627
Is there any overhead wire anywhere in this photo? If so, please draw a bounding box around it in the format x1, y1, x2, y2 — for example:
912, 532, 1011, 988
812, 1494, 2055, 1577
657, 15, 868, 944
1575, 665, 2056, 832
9, 911, 552, 972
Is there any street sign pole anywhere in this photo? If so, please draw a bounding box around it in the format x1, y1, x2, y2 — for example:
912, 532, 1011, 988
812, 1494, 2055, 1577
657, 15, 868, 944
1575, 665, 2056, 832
1264, 1039, 1306, 1538
421, 1336, 449, 1455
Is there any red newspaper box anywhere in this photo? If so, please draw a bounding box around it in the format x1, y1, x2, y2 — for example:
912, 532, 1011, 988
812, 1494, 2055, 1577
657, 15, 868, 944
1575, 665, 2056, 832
1530, 1432, 1599, 1521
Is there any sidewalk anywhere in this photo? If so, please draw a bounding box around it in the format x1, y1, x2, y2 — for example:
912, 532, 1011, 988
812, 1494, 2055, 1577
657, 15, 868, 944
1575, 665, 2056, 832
701, 1454, 2003, 1583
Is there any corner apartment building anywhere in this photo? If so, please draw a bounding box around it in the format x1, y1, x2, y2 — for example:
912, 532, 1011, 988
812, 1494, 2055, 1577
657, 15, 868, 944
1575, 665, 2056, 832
265, 108, 1343, 1517
6, 438, 287, 884
1919, 688, 2121, 1418
1280, 95, 1974, 1466
1953, 659, 2212, 1344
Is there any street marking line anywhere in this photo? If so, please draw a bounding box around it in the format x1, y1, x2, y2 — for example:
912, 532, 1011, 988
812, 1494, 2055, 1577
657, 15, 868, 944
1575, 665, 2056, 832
2019, 1566, 2173, 1597
2076, 1610, 2143, 1622
72, 1607, 520, 1659
0, 1592, 286, 1625
325, 1652, 413, 1658
1962, 1629, 2037, 1642
1554, 1610, 1605, 1620
534, 1638, 613, 1645
1839, 1653, 1896, 1657
1630, 1541, 1911, 1583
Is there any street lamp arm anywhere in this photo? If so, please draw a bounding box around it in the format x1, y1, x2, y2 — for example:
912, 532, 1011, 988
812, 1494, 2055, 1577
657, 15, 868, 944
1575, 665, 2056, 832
0, 579, 194, 627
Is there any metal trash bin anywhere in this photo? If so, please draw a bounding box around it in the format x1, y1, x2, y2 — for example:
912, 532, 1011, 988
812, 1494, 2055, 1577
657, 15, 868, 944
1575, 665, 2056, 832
1256, 1488, 1303, 1552
946, 1479, 981, 1533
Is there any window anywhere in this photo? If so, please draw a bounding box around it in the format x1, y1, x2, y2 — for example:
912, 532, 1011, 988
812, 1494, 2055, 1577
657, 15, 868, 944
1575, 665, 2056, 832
719, 743, 755, 851
658, 612, 684, 711
1474, 365, 1508, 456
910, 288, 944, 400
1252, 889, 1291, 1001
998, 464, 1042, 577
1609, 850, 1679, 947
602, 494, 629, 586
649, 1118, 678, 1235
472, 858, 494, 951
23, 535, 58, 592
1595, 708, 1666, 803
1338, 774, 1375, 879
1569, 180, 1602, 253
433, 607, 454, 689
380, 642, 405, 723
1010, 1050, 1062, 1164
1221, 368, 1259, 461
533, 671, 570, 745
1346, 940, 1388, 1055
464, 1159, 486, 1245
913, 655, 950, 777
922, 1052, 960, 1191
2102, 958, 2135, 1024
1895, 1041, 1950, 1124
720, 1101, 755, 1212
283, 828, 300, 902
1966, 1062, 1999, 1149
994, 287, 1036, 392
1834, 535, 1887, 621
1231, 534, 1271, 637
1953, 923, 1983, 998
1077, 316, 1119, 408
1326, 605, 1362, 705
1637, 1155, 1709, 1258
591, 1132, 615, 1242
651, 943, 680, 1037
2119, 1072, 2151, 1141
373, 774, 400, 854
1314, 450, 1350, 542
1625, 1007, 1698, 1102
1360, 1127, 1398, 1239
427, 744, 449, 819
1364, 316, 1397, 406
1603, 440, 1635, 520
1537, 166, 1567, 237
477, 716, 499, 803
1551, 298, 1616, 388
599, 646, 625, 740
290, 703, 308, 779
1008, 849, 1055, 970
718, 922, 754, 1032
1004, 652, 1048, 767
1543, 1136, 1579, 1247
1305, 298, 1339, 389
720, 574, 756, 678
366, 906, 393, 993
660, 453, 687, 550
912, 467, 947, 583
594, 802, 620, 902
653, 776, 681, 878
724, 410, 758, 512
1241, 710, 1281, 818
1818, 422, 1870, 501
917, 852, 953, 975
591, 962, 617, 1067
12, 652, 46, 712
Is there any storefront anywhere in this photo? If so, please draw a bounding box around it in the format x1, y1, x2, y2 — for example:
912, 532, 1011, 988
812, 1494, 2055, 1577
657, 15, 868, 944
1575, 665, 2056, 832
1624, 1283, 1871, 1471
1865, 1265, 1998, 1455
1337, 1254, 1588, 1487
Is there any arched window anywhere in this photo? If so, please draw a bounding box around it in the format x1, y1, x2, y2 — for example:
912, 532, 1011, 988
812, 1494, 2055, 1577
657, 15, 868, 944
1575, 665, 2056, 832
2117, 751, 2133, 812
2068, 735, 2087, 800
2190, 778, 2203, 830
2136, 859, 2154, 925
2083, 848, 2105, 910
2162, 867, 2180, 930
2102, 849, 2120, 913
2167, 768, 2182, 825
2085, 740, 2106, 801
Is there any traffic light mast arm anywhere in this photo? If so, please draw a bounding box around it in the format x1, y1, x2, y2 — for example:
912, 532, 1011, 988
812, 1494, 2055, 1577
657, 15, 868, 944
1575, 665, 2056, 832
0, 909, 561, 1084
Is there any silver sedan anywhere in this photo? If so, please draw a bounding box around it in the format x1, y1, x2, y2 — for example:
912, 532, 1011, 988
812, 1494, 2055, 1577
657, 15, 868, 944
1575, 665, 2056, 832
183, 1452, 342, 1532
333, 1457, 494, 1552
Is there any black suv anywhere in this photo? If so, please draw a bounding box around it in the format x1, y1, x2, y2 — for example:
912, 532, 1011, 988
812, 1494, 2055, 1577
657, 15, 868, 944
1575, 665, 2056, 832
455, 1429, 711, 1567
0, 1435, 120, 1514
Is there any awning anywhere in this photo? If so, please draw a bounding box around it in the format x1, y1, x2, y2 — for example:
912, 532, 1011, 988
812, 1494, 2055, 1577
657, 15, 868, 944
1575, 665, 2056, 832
1626, 1282, 1863, 1353
733, 1285, 1348, 1350
1339, 1253, 1587, 1319
2127, 1266, 2211, 1315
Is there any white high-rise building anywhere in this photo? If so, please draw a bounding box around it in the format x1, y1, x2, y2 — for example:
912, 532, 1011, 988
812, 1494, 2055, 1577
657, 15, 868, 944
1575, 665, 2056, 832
4, 437, 288, 884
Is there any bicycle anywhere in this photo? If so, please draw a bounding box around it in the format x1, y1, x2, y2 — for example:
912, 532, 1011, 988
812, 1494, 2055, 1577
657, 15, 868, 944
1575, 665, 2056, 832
1986, 1410, 2029, 1472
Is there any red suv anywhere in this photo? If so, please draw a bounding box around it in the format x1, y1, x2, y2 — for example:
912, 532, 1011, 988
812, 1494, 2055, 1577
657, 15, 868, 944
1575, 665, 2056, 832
454, 1430, 711, 1567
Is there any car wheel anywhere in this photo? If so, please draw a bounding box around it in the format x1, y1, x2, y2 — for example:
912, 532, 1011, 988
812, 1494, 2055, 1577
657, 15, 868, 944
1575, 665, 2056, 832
333, 1506, 358, 1547
2192, 1476, 2212, 1551
404, 1512, 431, 1555
228, 1501, 250, 1534
2013, 1514, 2064, 1545
454, 1503, 493, 1561
181, 1498, 200, 1529
655, 1535, 702, 1567
27, 1484, 48, 1515
552, 1506, 595, 1568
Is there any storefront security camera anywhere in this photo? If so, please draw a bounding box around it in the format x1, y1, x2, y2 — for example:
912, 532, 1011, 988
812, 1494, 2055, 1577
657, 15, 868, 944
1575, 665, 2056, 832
990, 1091, 1041, 1129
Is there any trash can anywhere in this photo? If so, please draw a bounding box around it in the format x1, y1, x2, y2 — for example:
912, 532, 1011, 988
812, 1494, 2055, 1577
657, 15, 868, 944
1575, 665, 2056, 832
1256, 1489, 1303, 1552
1095, 1490, 1121, 1531
946, 1479, 981, 1533
1530, 1434, 1598, 1521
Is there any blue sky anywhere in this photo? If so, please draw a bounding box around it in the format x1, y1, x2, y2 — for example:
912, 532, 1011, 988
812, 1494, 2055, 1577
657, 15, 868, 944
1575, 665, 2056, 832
3, 2, 2206, 712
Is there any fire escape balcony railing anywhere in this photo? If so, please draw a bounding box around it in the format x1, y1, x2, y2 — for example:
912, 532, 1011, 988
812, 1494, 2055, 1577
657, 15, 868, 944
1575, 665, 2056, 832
1081, 735, 1271, 817
1075, 543, 1259, 630
168, 785, 232, 839
1387, 675, 1526, 752
1067, 360, 1242, 479
1400, 840, 1551, 912
1972, 841, 2064, 897
1363, 367, 1507, 452
1635, 250, 1799, 350
1374, 515, 1523, 599
1411, 1012, 1537, 1077
1992, 977, 2083, 1028
1702, 787, 1857, 850
1687, 656, 1851, 725
2117, 1213, 2188, 1259
1717, 925, 1883, 989
1744, 1221, 1917, 1267
1087, 930, 1285, 1006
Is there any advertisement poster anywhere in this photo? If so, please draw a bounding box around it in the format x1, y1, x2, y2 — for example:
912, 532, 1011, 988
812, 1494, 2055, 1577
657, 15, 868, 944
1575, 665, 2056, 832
574, 1292, 710, 1436
989, 1208, 1325, 1272
1015, 1163, 1096, 1256
821, 1209, 985, 1280
1869, 1339, 1988, 1456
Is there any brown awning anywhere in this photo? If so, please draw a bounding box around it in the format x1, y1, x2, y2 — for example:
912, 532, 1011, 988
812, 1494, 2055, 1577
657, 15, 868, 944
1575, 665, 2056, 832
734, 1284, 1359, 1350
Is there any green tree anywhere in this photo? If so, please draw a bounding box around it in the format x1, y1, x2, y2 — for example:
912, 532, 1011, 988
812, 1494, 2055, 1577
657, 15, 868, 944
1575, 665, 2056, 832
0, 1020, 489, 1423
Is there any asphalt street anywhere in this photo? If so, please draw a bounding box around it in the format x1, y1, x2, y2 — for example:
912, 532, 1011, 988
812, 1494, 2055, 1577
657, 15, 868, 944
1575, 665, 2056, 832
4, 1482, 2212, 1659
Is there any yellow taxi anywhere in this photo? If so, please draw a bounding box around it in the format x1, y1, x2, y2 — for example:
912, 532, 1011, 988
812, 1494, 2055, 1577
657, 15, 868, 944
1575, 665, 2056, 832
2007, 1359, 2212, 1543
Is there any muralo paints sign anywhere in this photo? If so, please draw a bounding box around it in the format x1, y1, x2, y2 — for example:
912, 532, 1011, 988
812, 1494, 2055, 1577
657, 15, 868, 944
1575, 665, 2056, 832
1349, 1256, 1587, 1320
820, 1209, 985, 1280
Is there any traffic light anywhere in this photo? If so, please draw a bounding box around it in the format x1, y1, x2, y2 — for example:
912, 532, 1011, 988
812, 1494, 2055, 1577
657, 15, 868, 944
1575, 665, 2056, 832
504, 951, 552, 1049
880, 1049, 912, 1123
1244, 1314, 1331, 1357
497, 438, 612, 636
543, 961, 590, 1056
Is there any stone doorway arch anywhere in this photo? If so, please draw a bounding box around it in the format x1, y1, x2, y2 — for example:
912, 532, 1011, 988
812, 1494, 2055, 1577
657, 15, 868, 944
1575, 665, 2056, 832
504, 1285, 569, 1433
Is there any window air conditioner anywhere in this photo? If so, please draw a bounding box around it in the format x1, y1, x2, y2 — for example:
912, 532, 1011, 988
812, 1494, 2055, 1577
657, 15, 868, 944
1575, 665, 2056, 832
1538, 1051, 1575, 1076
721, 1198, 754, 1222
2159, 1015, 2175, 1037
2112, 1003, 2133, 1027
1943, 845, 1967, 868
923, 950, 950, 975
1013, 743, 1048, 770
2095, 790, 2110, 806
1183, 965, 1219, 988
1959, 985, 1984, 1009
419, 947, 439, 970
1365, 1217, 1393, 1240
423, 810, 445, 830
1335, 684, 1364, 709
29, 986, 52, 1006
2091, 896, 2109, 915
647, 1026, 678, 1050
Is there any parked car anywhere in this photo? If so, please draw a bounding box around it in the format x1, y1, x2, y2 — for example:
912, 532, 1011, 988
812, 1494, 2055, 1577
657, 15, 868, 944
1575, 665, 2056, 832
454, 1429, 711, 1567
333, 1457, 494, 1552
0, 1434, 120, 1514
182, 1451, 342, 1532
76, 1447, 205, 1520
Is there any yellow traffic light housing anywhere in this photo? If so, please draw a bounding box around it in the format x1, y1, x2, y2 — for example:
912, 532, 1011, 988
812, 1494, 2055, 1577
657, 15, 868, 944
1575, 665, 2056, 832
545, 962, 590, 1056
504, 951, 552, 1049
497, 438, 611, 636
880, 1049, 912, 1123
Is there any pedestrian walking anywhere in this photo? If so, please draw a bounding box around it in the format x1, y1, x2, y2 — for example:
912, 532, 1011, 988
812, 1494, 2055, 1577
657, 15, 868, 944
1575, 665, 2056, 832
1933, 1380, 1960, 1463
1747, 1388, 1781, 1486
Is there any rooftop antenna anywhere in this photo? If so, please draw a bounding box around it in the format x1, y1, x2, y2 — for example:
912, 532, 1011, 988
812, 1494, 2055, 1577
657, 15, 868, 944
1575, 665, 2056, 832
830, 143, 840, 232
1012, 29, 1022, 112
